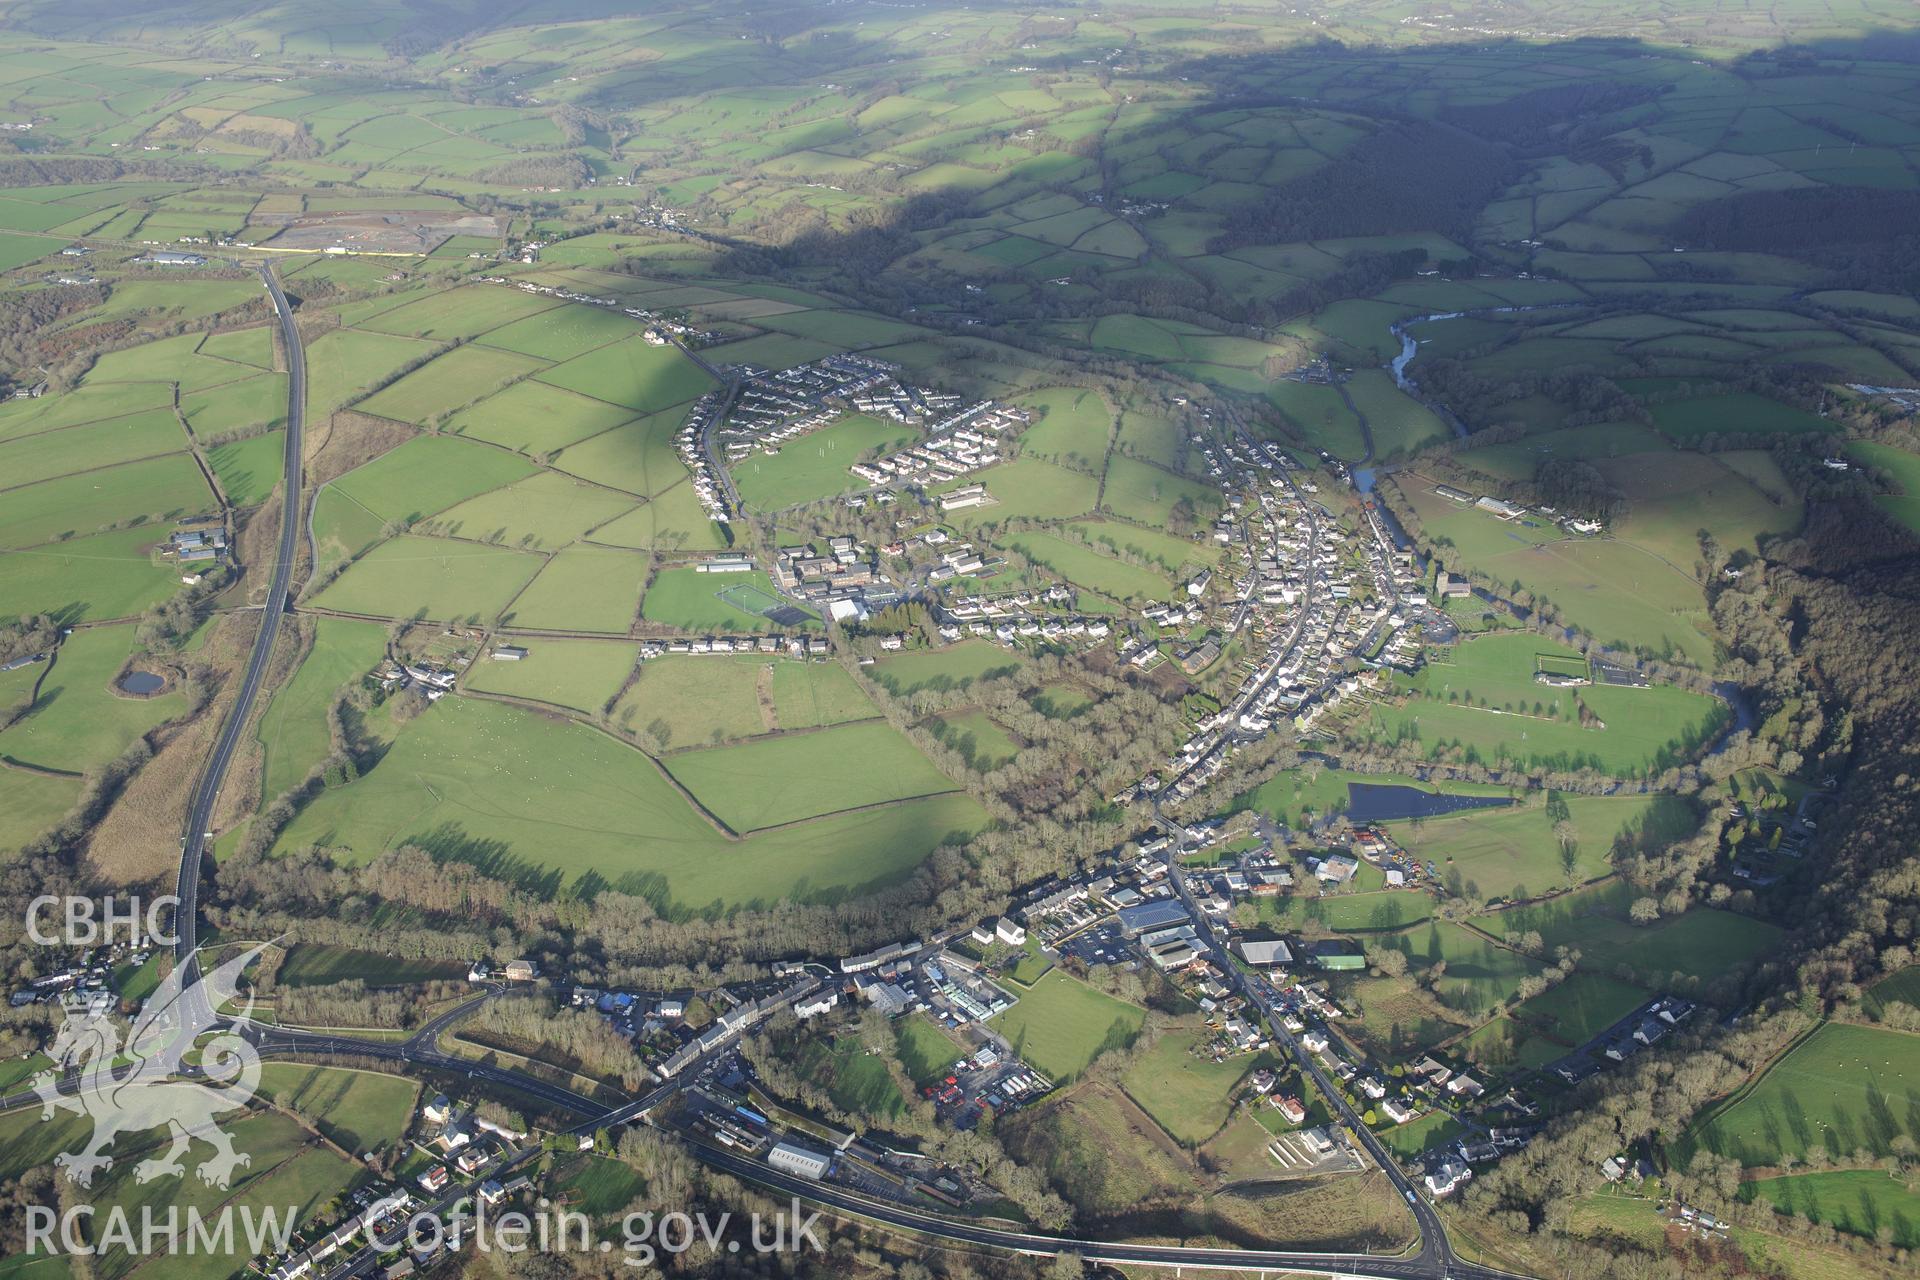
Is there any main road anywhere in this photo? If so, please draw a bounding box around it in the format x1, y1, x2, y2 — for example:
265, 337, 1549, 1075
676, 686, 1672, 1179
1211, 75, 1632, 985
170, 263, 306, 1028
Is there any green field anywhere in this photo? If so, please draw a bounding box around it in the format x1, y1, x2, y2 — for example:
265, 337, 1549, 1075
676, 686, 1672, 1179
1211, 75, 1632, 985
535, 336, 715, 412
256, 617, 387, 801
1005, 530, 1173, 601
310, 534, 544, 622
493, 540, 645, 630
1365, 633, 1726, 776
423, 470, 637, 550
328, 434, 537, 525
770, 660, 876, 729
1691, 1022, 1920, 1166
871, 641, 1022, 694
0, 624, 183, 772
275, 943, 464, 988
1372, 921, 1547, 1021
1493, 881, 1784, 985
463, 638, 639, 714
664, 719, 961, 832
0, 454, 215, 550
255, 1063, 418, 1154
989, 969, 1145, 1081
1848, 439, 1920, 535
1123, 1028, 1274, 1146
733, 414, 914, 510
930, 708, 1020, 769
273, 696, 988, 909
1470, 972, 1652, 1069
0, 526, 183, 623
1395, 793, 1697, 901
1740, 1170, 1920, 1249
641, 566, 803, 633
895, 1014, 968, 1088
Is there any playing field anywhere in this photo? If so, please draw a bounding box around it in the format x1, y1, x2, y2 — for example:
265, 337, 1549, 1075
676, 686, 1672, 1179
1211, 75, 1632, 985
1690, 1022, 1920, 1166
989, 969, 1146, 1081
271, 696, 988, 909
641, 566, 807, 633
732, 413, 914, 510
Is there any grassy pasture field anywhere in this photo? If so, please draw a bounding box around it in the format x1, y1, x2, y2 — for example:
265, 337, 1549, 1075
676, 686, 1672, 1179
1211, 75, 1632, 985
1122, 1027, 1275, 1146
275, 943, 464, 988
1469, 972, 1653, 1069
664, 719, 961, 832
1005, 530, 1174, 601
613, 655, 772, 747
271, 696, 987, 909
1848, 440, 1920, 535
0, 768, 81, 858
1492, 881, 1783, 985
1372, 921, 1547, 1022
446, 379, 641, 455
0, 527, 184, 623
463, 638, 639, 714
256, 617, 387, 802
0, 624, 183, 772
989, 969, 1145, 1082
1365, 633, 1726, 775
769, 660, 875, 729
422, 470, 637, 549
1650, 392, 1836, 439
355, 344, 548, 425
328, 433, 536, 525
502, 544, 647, 633
895, 1013, 968, 1088
302, 326, 437, 419
1689, 1022, 1920, 1166
1018, 386, 1113, 468
1740, 1170, 1920, 1249
929, 707, 1020, 769
0, 408, 186, 488
0, 454, 215, 551
254, 1063, 418, 1154
870, 641, 1022, 695
549, 406, 688, 496
309, 534, 544, 622
535, 336, 715, 413
206, 429, 285, 506
941, 457, 1099, 526
1394, 793, 1694, 900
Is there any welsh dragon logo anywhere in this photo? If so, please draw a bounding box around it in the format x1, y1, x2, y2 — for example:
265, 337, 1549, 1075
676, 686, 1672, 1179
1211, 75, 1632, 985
32, 942, 272, 1190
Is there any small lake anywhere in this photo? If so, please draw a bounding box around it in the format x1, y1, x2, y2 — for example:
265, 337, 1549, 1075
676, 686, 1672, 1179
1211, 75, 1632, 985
1346, 782, 1514, 823
117, 671, 165, 695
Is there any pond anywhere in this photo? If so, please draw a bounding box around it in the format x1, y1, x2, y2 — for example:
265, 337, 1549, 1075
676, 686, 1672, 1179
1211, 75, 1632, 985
1346, 782, 1514, 824
117, 670, 166, 695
